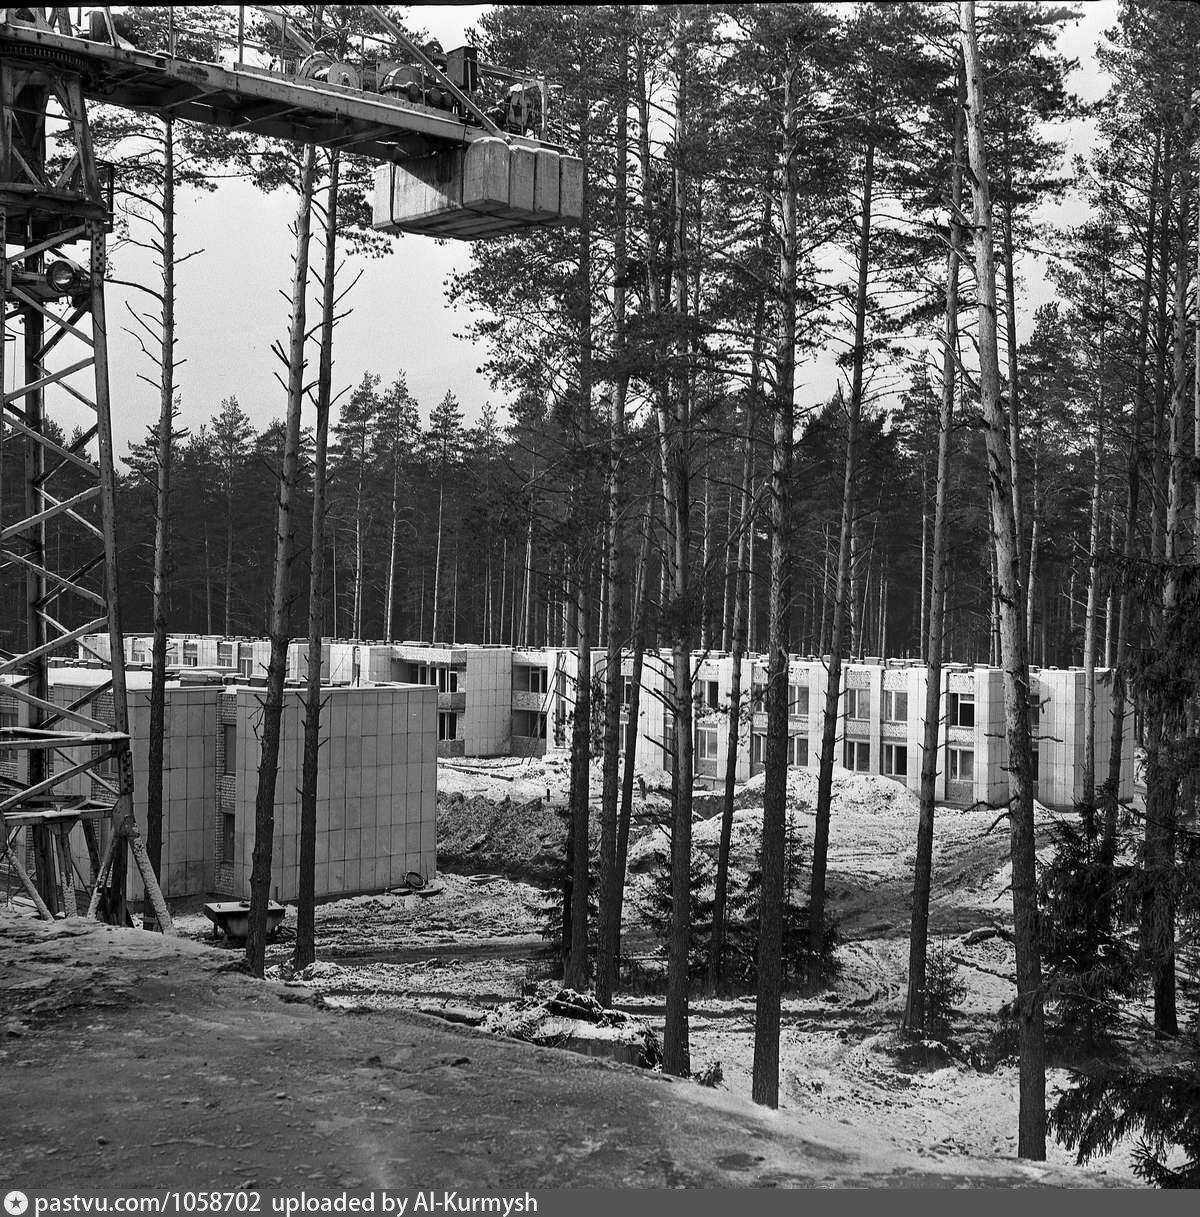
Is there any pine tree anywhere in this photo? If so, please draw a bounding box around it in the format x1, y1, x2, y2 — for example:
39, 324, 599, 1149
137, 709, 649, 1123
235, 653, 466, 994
425, 391, 466, 642
330, 373, 382, 640
1038, 801, 1139, 1056
373, 375, 420, 642
960, 0, 1046, 1159
210, 397, 257, 635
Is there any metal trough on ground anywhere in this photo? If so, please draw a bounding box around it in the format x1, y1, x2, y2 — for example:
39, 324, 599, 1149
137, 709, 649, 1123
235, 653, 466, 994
203, 899, 285, 942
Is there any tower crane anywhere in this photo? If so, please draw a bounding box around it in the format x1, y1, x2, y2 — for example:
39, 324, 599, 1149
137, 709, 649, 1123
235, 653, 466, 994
0, 6, 581, 928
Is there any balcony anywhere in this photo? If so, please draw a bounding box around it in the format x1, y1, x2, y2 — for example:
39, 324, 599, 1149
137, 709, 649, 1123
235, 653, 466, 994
511, 689, 548, 712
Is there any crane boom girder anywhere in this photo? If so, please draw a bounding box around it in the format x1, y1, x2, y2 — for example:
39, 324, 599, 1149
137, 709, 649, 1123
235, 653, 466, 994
0, 20, 562, 162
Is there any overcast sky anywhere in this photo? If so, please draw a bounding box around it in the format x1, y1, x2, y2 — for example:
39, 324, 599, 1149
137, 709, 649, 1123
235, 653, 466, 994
81, 2, 1117, 457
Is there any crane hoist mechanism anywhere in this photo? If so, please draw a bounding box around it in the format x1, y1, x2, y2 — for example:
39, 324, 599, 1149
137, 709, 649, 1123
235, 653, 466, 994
1, 6, 583, 239
0, 6, 580, 931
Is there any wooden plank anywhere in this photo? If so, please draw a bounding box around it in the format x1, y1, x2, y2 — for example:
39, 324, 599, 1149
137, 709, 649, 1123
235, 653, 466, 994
0, 614, 108, 677
0, 678, 109, 731
0, 828, 53, 919
0, 403, 100, 478
55, 824, 76, 911
3, 548, 106, 610
31, 825, 58, 916
1, 806, 110, 827
0, 729, 126, 746
0, 751, 121, 813
3, 356, 96, 404
80, 816, 102, 874
0, 484, 100, 544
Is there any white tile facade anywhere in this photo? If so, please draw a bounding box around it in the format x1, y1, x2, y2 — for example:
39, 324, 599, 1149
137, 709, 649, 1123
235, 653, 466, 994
7, 666, 437, 905
70, 635, 1140, 816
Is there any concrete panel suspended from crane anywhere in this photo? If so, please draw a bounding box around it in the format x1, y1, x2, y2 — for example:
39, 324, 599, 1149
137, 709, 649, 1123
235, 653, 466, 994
0, 5, 581, 928
373, 136, 584, 239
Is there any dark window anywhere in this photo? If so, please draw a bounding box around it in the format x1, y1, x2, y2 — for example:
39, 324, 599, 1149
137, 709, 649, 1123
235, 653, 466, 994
523, 666, 548, 695
222, 724, 237, 775
515, 710, 546, 739
949, 692, 975, 728
842, 739, 870, 772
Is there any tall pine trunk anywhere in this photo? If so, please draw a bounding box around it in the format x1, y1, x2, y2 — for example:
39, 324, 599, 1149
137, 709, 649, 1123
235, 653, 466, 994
564, 99, 595, 993
246, 146, 318, 978
596, 21, 630, 1008
635, 23, 692, 1073
905, 76, 963, 1031
1105, 135, 1148, 837
431, 480, 445, 640
961, 2, 1045, 1157
752, 50, 798, 1108
145, 115, 176, 919
564, 571, 593, 988
708, 221, 765, 992
613, 487, 657, 979
1000, 186, 1026, 599
384, 447, 400, 641
1144, 123, 1191, 1036
1082, 252, 1109, 801
1025, 446, 1041, 656
1082, 407, 1104, 800
295, 152, 339, 972
662, 16, 694, 1076
810, 128, 875, 976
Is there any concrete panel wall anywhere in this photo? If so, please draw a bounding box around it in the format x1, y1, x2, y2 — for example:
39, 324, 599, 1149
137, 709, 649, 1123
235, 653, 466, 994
464, 647, 513, 756
230, 684, 436, 901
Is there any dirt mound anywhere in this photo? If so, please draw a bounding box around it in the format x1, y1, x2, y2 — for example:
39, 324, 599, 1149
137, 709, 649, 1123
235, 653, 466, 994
627, 806, 810, 876
734, 767, 921, 820
437, 791, 597, 883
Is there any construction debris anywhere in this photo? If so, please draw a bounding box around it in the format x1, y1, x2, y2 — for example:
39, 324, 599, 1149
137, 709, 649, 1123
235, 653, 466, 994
481, 986, 663, 1068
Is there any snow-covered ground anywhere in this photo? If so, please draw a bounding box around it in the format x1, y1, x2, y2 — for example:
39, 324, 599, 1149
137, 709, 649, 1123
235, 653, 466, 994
169, 766, 1148, 1184
438, 753, 675, 811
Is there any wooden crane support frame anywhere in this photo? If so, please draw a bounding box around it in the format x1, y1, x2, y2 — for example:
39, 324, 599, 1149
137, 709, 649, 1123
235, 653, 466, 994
0, 34, 173, 930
